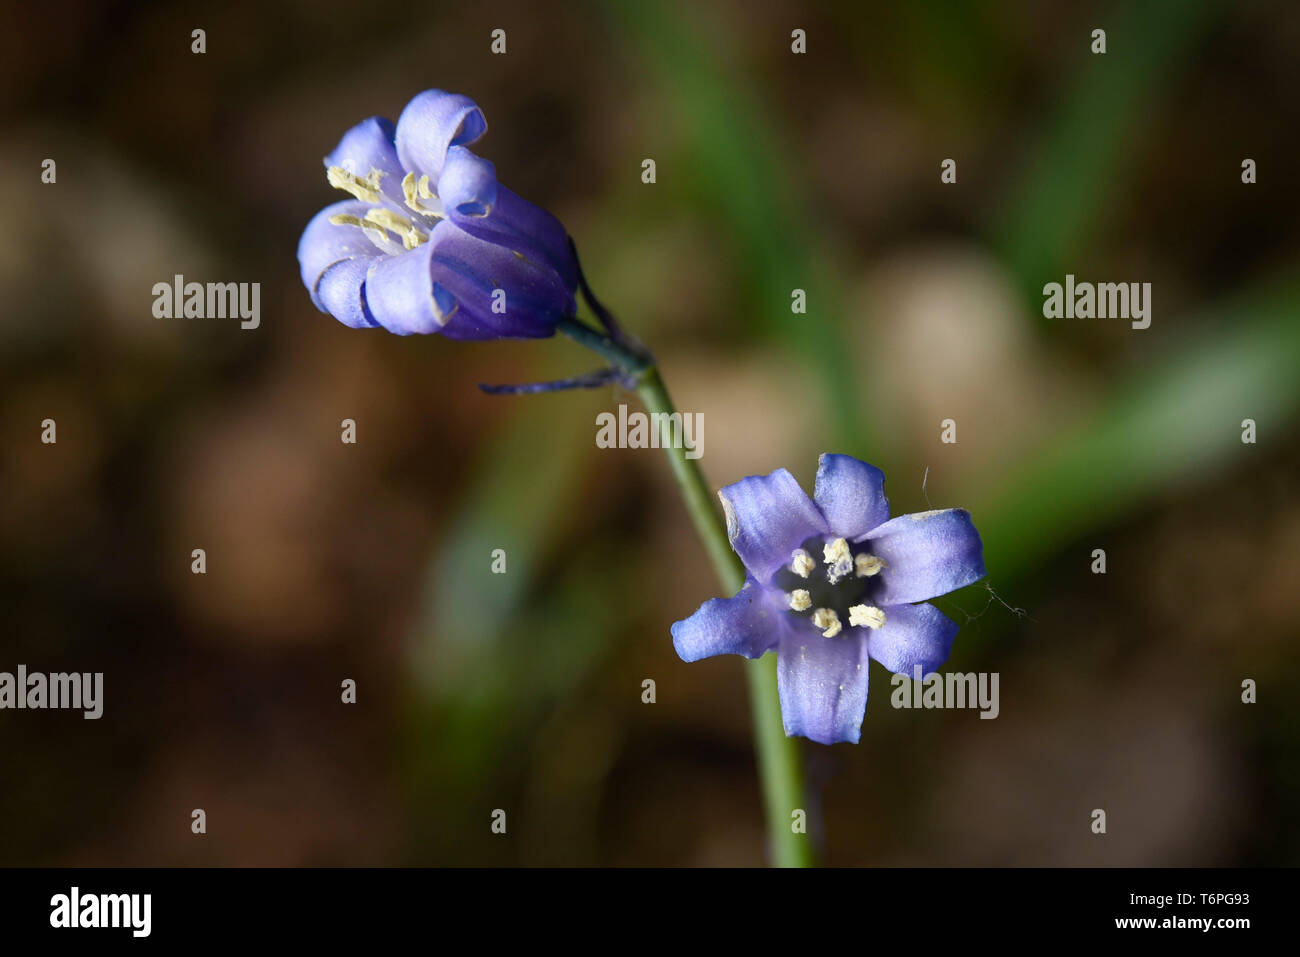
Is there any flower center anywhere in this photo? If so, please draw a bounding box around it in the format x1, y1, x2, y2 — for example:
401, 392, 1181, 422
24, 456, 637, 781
773, 536, 887, 638
325, 165, 446, 253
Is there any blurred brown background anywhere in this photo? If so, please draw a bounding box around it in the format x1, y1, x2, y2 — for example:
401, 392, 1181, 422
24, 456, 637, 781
1, 0, 1298, 865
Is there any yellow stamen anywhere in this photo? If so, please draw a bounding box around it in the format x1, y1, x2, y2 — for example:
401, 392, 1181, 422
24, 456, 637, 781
790, 548, 815, 578
363, 207, 428, 250
855, 553, 885, 577
812, 608, 842, 638
848, 605, 886, 630
401, 171, 420, 209
823, 537, 853, 583
327, 165, 384, 204
788, 590, 812, 612
400, 171, 445, 219
823, 537, 851, 566
328, 212, 390, 246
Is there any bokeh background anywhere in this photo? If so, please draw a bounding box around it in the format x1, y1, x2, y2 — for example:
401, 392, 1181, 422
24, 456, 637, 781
2, 0, 1297, 865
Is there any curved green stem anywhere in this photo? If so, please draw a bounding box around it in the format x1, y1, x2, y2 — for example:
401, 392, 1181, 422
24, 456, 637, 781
558, 316, 813, 867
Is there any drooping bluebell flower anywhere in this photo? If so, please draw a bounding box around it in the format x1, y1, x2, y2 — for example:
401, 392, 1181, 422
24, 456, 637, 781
672, 454, 985, 745
298, 90, 578, 338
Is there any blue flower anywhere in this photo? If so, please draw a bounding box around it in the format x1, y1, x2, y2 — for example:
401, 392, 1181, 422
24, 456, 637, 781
298, 90, 578, 338
671, 454, 985, 745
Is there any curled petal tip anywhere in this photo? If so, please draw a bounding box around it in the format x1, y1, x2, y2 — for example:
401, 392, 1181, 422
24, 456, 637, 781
396, 90, 488, 182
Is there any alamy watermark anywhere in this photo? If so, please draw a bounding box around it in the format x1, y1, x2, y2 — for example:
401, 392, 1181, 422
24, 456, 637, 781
0, 665, 103, 719
890, 666, 999, 719
50, 887, 150, 937
152, 274, 260, 329
596, 403, 703, 459
1042, 274, 1151, 329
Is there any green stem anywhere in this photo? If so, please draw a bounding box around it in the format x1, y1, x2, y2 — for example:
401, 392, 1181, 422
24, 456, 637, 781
559, 316, 813, 867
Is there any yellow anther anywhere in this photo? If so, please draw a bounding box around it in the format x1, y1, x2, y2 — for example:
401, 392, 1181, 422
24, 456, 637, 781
328, 212, 390, 246
401, 171, 419, 208
363, 207, 428, 250
823, 537, 851, 566
788, 590, 812, 612
401, 171, 444, 219
823, 537, 853, 583
855, 553, 885, 577
327, 165, 384, 204
363, 207, 413, 233
790, 548, 815, 578
812, 608, 842, 638
848, 605, 886, 630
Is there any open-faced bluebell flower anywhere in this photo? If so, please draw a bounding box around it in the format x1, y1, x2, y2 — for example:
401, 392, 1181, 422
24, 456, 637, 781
671, 454, 985, 745
298, 90, 578, 339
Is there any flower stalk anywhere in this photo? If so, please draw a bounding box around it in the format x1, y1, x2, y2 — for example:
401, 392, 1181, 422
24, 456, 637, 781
557, 314, 813, 868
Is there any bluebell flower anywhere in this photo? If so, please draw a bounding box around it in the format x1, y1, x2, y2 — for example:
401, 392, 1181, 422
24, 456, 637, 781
298, 90, 578, 338
672, 454, 985, 745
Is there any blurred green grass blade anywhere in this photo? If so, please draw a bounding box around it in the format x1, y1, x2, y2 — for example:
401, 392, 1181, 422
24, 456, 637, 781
995, 0, 1217, 306
410, 395, 595, 697
403, 545, 627, 860
604, 0, 869, 449
977, 277, 1300, 583
412, 546, 624, 769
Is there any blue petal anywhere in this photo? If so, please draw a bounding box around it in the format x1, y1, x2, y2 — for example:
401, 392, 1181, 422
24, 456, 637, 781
813, 453, 890, 540
426, 222, 574, 339
395, 90, 488, 184
297, 200, 387, 310
776, 626, 870, 745
865, 602, 958, 677
670, 580, 780, 662
316, 258, 378, 329
323, 116, 406, 207
449, 184, 578, 291
439, 146, 499, 218
866, 509, 985, 604
718, 469, 828, 582
364, 240, 457, 336
363, 223, 573, 339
